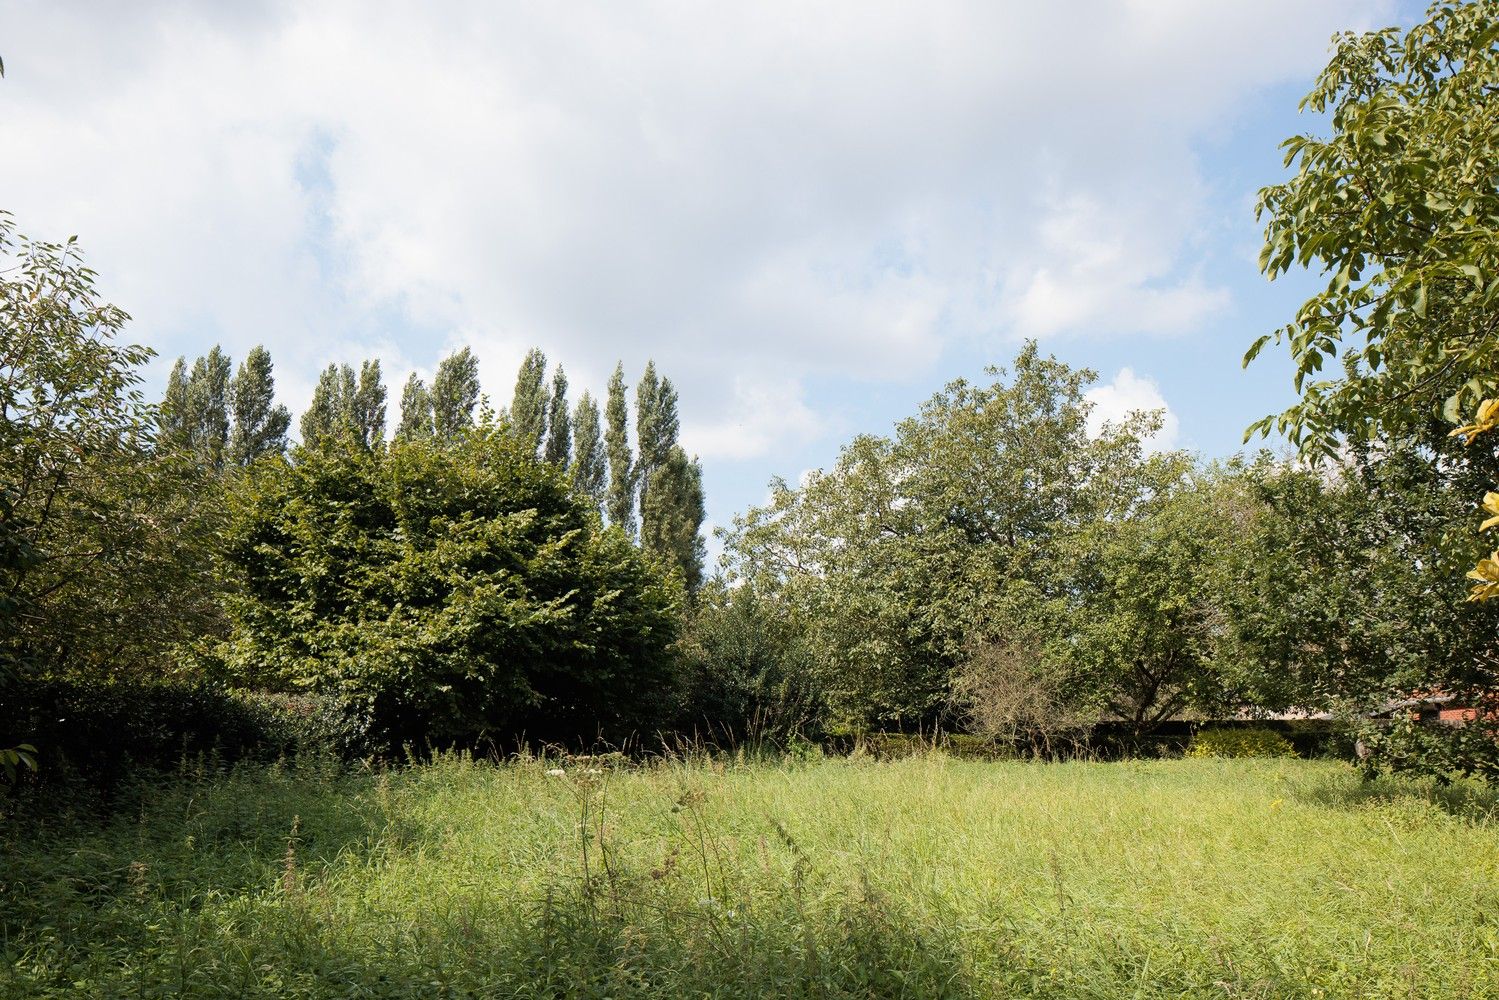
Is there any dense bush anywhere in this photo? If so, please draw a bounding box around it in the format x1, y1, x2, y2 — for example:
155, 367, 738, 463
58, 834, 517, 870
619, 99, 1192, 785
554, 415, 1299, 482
677, 581, 823, 743
1354, 716, 1499, 782
1185, 727, 1297, 760
220, 430, 683, 750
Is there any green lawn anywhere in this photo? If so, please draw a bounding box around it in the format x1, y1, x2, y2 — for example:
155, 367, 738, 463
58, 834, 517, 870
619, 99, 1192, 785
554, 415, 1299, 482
3, 754, 1496, 998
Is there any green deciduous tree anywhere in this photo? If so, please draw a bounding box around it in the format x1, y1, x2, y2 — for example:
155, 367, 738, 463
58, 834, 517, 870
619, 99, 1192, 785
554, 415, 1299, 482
300, 360, 386, 450
571, 390, 606, 511
723, 344, 1153, 732
641, 444, 706, 593
228, 345, 291, 466
543, 366, 571, 466
0, 214, 225, 684
432, 347, 480, 443
605, 362, 636, 535
159, 346, 233, 468
396, 372, 434, 443
511, 348, 549, 456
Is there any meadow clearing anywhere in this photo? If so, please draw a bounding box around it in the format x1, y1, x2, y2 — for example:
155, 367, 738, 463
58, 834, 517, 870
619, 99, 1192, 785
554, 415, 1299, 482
3, 753, 1496, 999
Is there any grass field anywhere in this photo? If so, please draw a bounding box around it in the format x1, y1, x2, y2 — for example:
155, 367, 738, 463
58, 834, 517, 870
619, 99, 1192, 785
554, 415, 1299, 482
3, 753, 1497, 999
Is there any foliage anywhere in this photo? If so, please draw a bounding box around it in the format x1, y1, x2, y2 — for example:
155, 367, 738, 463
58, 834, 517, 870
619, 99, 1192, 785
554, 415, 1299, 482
1038, 455, 1251, 735
159, 346, 231, 467
0, 678, 364, 786
678, 581, 822, 742
641, 445, 707, 594
1245, 0, 1499, 454
300, 360, 386, 450
228, 346, 291, 465
605, 361, 636, 534
949, 638, 1086, 756
1356, 712, 1499, 781
430, 346, 480, 443
723, 344, 1159, 732
571, 390, 607, 510
0, 213, 226, 685
1185, 727, 1297, 760
395, 372, 434, 442
0, 743, 36, 788
511, 347, 549, 455
4, 756, 1497, 998
543, 365, 571, 465
219, 429, 683, 748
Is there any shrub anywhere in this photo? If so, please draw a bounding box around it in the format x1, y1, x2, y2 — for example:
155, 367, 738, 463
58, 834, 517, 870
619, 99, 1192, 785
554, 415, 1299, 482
221, 431, 683, 750
1186, 726, 1297, 759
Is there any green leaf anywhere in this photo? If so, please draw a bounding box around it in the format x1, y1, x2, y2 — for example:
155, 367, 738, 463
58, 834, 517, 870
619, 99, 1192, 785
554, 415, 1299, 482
1242, 335, 1272, 368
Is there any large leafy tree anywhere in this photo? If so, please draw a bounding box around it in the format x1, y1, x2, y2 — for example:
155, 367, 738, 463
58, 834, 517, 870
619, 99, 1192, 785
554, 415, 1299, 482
723, 344, 1152, 731
300, 360, 386, 450
641, 444, 706, 594
396, 372, 434, 443
510, 348, 549, 455
543, 366, 571, 466
1041, 456, 1248, 736
220, 428, 682, 746
159, 346, 232, 468
1245, 0, 1499, 776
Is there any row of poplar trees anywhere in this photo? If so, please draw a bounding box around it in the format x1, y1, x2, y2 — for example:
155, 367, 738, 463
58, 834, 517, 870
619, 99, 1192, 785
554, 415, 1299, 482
159, 345, 707, 591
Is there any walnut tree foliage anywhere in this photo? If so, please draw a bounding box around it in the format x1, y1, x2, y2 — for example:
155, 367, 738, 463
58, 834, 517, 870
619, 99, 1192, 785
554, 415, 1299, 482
1246, 0, 1499, 453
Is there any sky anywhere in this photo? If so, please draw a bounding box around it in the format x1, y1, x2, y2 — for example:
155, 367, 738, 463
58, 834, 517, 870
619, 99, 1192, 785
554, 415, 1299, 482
1, 0, 1425, 558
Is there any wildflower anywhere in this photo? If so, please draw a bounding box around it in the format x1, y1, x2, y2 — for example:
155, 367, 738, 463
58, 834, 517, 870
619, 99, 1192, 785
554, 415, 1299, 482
546, 768, 566, 777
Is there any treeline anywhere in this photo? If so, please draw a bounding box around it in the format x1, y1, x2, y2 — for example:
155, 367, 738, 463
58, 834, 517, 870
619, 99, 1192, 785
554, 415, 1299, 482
683, 344, 1499, 778
0, 213, 714, 758
155, 342, 705, 585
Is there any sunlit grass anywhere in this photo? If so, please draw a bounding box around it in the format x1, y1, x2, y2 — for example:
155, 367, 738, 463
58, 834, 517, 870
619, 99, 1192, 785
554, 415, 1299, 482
3, 753, 1497, 998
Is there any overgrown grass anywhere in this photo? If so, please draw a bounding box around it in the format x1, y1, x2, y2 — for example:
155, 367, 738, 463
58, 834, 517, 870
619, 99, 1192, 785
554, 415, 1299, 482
3, 753, 1497, 998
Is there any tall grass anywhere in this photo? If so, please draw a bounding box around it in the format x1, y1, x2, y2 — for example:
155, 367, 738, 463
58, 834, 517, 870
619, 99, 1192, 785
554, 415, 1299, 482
3, 753, 1496, 998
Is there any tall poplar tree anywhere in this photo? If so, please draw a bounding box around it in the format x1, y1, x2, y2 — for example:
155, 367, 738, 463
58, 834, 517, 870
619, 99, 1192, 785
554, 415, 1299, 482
188, 346, 231, 468
634, 362, 680, 514
300, 364, 343, 447
351, 359, 386, 449
396, 373, 434, 442
431, 347, 480, 442
640, 444, 706, 593
511, 348, 549, 456
543, 367, 571, 466
572, 391, 607, 511
605, 362, 636, 535
157, 357, 193, 453
228, 345, 290, 465
159, 347, 232, 467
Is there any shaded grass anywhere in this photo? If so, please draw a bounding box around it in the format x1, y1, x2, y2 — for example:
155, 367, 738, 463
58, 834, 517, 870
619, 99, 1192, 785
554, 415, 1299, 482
2, 754, 1497, 998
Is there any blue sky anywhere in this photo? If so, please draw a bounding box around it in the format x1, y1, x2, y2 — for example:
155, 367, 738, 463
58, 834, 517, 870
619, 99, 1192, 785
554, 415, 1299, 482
1, 1, 1425, 557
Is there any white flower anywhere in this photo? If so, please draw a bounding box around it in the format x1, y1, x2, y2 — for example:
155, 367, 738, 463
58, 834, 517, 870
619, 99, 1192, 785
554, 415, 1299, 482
545, 768, 566, 777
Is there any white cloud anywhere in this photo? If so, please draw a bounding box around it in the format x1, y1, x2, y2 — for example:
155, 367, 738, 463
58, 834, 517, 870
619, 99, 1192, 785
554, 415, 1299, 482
1086, 368, 1180, 453
0, 0, 1392, 456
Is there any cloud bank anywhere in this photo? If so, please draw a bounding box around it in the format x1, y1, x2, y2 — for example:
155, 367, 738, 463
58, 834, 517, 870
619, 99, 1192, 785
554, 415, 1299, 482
0, 0, 1390, 458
